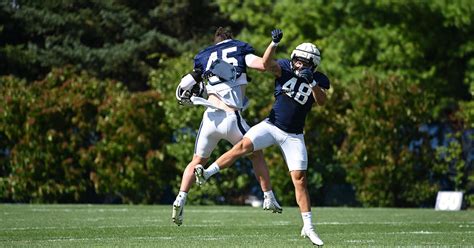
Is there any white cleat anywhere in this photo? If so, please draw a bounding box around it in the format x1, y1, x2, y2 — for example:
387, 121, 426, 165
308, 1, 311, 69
172, 197, 185, 226
301, 227, 324, 246
194, 164, 207, 186
263, 195, 283, 213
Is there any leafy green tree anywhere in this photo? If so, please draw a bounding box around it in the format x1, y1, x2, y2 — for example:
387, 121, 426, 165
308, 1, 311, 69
0, 0, 232, 90
0, 68, 174, 203
2, 0, 473, 207
211, 0, 474, 206
337, 73, 440, 207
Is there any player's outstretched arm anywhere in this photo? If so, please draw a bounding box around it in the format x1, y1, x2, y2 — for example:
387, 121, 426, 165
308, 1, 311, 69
246, 54, 266, 71
262, 29, 282, 77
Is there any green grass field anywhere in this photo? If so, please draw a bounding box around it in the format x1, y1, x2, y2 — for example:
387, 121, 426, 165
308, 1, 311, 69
1, 204, 473, 247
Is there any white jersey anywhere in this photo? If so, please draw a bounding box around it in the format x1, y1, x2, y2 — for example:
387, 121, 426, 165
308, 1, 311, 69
181, 39, 260, 158
192, 39, 258, 110
206, 73, 249, 109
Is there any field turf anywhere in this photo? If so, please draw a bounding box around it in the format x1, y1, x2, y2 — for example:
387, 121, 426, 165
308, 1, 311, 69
1, 204, 473, 247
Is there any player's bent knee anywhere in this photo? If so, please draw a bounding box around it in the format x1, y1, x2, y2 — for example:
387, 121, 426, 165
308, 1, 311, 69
233, 138, 254, 156
188, 156, 207, 167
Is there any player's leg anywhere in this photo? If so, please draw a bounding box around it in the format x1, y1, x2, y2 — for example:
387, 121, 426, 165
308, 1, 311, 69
179, 156, 209, 192
214, 112, 258, 169
282, 134, 323, 246
280, 133, 310, 212
290, 170, 311, 212
215, 137, 254, 167
196, 116, 283, 213
243, 120, 283, 212
196, 119, 276, 182
290, 170, 323, 246
194, 112, 257, 184
172, 155, 208, 226
234, 119, 282, 212
245, 150, 281, 213
195, 136, 282, 214
172, 110, 220, 226
247, 150, 271, 192
194, 138, 253, 184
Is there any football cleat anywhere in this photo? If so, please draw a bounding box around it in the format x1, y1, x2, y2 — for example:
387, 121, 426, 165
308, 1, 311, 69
301, 227, 324, 246
194, 164, 207, 186
263, 195, 283, 213
172, 197, 185, 226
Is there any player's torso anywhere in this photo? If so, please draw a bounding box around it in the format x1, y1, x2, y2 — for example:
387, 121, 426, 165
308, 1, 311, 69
269, 59, 315, 134
194, 40, 255, 111
194, 39, 253, 78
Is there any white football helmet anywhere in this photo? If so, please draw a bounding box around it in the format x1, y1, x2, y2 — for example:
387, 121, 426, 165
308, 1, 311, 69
176, 81, 207, 106
291, 43, 321, 68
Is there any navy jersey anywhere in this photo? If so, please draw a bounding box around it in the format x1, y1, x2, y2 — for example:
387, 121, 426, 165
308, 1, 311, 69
268, 59, 330, 134
194, 39, 255, 78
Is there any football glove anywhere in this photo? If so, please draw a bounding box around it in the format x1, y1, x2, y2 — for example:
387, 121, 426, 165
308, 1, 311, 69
202, 70, 214, 80
271, 29, 283, 43
299, 68, 314, 85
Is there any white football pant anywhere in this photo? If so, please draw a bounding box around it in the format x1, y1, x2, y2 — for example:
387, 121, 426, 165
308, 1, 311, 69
194, 108, 250, 158
245, 119, 308, 171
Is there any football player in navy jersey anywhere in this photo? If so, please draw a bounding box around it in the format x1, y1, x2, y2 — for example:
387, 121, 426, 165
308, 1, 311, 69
195, 29, 328, 246
172, 27, 282, 226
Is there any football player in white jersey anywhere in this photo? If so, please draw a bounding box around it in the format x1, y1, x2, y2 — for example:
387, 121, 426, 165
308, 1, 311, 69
194, 29, 329, 246
172, 27, 282, 226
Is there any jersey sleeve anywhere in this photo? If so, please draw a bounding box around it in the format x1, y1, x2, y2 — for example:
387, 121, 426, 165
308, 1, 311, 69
314, 71, 330, 89
277, 59, 292, 75
193, 54, 204, 71
245, 54, 258, 67
178, 74, 197, 90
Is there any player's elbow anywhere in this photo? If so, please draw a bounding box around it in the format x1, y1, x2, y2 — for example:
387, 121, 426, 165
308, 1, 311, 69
262, 61, 273, 71
313, 87, 327, 106
316, 96, 326, 106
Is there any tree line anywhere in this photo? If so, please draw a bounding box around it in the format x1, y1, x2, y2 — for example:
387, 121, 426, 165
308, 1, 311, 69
1, 0, 473, 207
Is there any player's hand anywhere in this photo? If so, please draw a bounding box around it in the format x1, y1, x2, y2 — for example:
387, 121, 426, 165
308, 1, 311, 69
202, 70, 214, 80
299, 68, 314, 85
271, 29, 283, 43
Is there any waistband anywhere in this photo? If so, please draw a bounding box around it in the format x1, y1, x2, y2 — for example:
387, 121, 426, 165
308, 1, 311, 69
265, 119, 303, 135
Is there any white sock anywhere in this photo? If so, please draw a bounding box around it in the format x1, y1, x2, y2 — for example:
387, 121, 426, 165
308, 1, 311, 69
263, 190, 275, 199
301, 212, 313, 229
204, 162, 220, 179
177, 191, 188, 202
